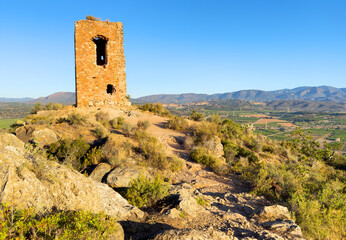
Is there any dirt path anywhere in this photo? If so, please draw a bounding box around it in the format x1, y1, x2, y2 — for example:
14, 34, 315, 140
125, 111, 188, 158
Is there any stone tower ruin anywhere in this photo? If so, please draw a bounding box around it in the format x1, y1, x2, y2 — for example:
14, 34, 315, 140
75, 19, 128, 107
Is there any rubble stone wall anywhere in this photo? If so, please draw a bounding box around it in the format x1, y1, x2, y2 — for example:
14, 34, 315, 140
75, 20, 127, 107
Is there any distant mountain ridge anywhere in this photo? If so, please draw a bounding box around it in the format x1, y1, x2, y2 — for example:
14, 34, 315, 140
29, 92, 75, 104
134, 86, 346, 104
0, 97, 34, 103
1, 86, 345, 105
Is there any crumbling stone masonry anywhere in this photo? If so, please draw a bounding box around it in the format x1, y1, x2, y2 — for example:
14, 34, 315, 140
75, 19, 128, 107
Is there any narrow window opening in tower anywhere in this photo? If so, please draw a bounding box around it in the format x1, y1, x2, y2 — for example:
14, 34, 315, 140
93, 37, 107, 65
107, 84, 116, 95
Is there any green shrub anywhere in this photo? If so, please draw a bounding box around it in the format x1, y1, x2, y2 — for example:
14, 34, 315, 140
208, 114, 221, 124
137, 134, 169, 170
190, 111, 204, 121
166, 116, 189, 131
243, 137, 261, 152
43, 102, 53, 110
191, 122, 218, 145
56, 117, 68, 124
53, 103, 64, 110
84, 147, 103, 166
169, 155, 185, 172
190, 147, 222, 171
67, 113, 87, 125
290, 191, 345, 239
93, 127, 107, 139
25, 115, 52, 125
222, 139, 238, 162
262, 144, 275, 154
220, 119, 244, 139
110, 117, 125, 129
140, 103, 171, 117
137, 120, 150, 131
31, 103, 42, 114
0, 202, 119, 239
126, 175, 170, 208
196, 196, 208, 207
47, 139, 90, 171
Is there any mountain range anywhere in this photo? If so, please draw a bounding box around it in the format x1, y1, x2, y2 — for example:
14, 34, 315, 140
1, 86, 345, 105
134, 86, 346, 104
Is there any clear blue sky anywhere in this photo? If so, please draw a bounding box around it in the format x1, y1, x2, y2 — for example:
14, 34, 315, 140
0, 0, 345, 98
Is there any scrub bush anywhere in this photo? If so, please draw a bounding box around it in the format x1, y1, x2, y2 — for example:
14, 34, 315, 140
126, 175, 170, 208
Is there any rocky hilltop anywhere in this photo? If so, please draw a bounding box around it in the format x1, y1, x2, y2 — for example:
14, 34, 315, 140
1, 104, 338, 239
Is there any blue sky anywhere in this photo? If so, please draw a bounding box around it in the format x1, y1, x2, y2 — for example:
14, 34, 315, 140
0, 0, 345, 98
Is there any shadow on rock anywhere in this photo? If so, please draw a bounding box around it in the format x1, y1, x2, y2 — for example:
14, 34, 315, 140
119, 220, 175, 240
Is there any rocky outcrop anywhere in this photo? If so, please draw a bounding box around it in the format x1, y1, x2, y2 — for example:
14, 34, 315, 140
169, 183, 209, 218
0, 133, 144, 221
262, 220, 303, 238
90, 162, 112, 182
32, 128, 58, 148
15, 126, 58, 147
255, 205, 291, 222
153, 228, 235, 240
203, 136, 224, 158
106, 166, 145, 188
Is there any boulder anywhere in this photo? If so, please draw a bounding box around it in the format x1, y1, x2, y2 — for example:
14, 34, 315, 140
15, 126, 58, 148
0, 133, 144, 221
107, 222, 125, 240
15, 126, 35, 143
153, 228, 235, 240
255, 205, 291, 222
90, 162, 112, 182
106, 166, 144, 188
262, 219, 303, 238
254, 230, 285, 240
170, 184, 208, 218
32, 128, 58, 147
0, 133, 25, 161
203, 136, 224, 158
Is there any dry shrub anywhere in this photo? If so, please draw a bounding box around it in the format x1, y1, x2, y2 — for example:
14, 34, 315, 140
169, 155, 185, 172
86, 15, 100, 21
95, 111, 110, 127
121, 122, 135, 137
93, 127, 107, 139
140, 103, 171, 117
66, 113, 87, 125
102, 135, 133, 167
166, 116, 189, 131
137, 133, 169, 170
137, 120, 150, 131
110, 117, 125, 129
53, 103, 64, 110
190, 111, 205, 121
192, 122, 218, 145
190, 147, 223, 173
95, 111, 110, 122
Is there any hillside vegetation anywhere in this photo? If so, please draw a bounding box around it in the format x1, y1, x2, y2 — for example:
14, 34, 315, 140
1, 103, 345, 239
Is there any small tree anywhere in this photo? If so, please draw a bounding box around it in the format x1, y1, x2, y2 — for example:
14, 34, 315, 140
31, 103, 42, 114
190, 111, 204, 121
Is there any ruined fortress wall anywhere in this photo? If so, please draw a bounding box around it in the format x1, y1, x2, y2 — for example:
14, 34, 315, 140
75, 20, 127, 107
